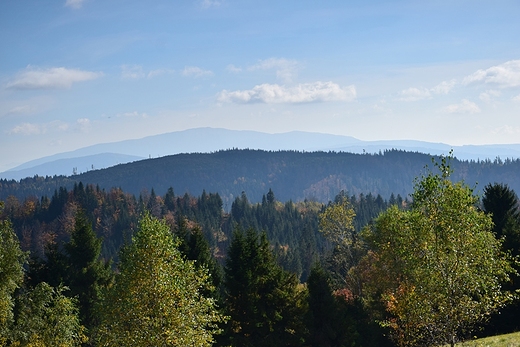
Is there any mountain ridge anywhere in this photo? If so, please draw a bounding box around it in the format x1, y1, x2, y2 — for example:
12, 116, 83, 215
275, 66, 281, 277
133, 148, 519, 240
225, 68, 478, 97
2, 127, 520, 181
2, 149, 519, 209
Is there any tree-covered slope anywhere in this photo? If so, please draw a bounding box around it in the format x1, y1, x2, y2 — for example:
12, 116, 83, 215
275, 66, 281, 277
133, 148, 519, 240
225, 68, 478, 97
1, 149, 519, 206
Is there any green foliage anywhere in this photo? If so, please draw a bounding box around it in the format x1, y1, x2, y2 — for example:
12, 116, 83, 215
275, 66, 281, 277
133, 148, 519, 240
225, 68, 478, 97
222, 227, 306, 347
318, 197, 363, 293
361, 155, 516, 347
306, 265, 357, 347
481, 183, 520, 335
2, 204, 86, 347
174, 215, 222, 299
227, 192, 323, 281
64, 210, 114, 330
5, 150, 520, 211
11, 283, 87, 347
96, 213, 225, 347
0, 213, 26, 344
482, 182, 520, 254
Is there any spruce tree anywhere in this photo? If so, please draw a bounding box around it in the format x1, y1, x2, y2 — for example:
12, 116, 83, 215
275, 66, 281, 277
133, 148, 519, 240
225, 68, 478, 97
222, 227, 305, 347
64, 210, 113, 330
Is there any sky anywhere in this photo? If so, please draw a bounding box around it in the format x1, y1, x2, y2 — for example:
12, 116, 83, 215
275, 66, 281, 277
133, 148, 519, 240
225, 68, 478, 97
1, 0, 520, 172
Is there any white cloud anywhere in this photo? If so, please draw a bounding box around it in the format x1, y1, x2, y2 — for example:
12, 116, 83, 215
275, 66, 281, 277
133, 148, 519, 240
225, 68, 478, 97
218, 82, 356, 104
147, 69, 174, 78
121, 65, 145, 80
8, 121, 69, 135
116, 111, 149, 118
248, 58, 299, 83
7, 67, 102, 90
5, 105, 36, 116
201, 0, 221, 9
443, 99, 481, 114
399, 87, 431, 101
492, 125, 520, 136
431, 79, 457, 94
65, 0, 85, 9
182, 66, 214, 78
463, 60, 520, 88
226, 64, 242, 73
512, 94, 520, 102
8, 123, 42, 135
479, 89, 501, 103
76, 118, 91, 133
399, 79, 457, 102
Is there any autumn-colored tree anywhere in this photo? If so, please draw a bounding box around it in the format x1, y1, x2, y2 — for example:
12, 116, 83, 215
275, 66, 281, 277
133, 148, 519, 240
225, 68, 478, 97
96, 213, 225, 347
2, 202, 86, 347
319, 196, 363, 294
361, 156, 516, 347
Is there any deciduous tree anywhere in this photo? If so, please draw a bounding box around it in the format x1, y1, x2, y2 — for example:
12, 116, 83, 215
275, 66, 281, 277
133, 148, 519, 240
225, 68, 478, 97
11, 283, 87, 347
361, 156, 516, 347
96, 213, 225, 347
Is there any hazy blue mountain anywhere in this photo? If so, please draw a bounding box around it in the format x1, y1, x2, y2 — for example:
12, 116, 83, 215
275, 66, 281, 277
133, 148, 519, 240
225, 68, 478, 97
0, 153, 144, 180
2, 127, 520, 180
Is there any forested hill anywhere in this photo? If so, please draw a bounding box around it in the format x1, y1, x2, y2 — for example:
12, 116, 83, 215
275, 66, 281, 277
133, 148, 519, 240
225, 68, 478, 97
1, 149, 520, 205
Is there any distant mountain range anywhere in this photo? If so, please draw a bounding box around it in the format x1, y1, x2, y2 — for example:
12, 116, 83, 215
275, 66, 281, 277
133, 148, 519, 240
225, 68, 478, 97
2, 127, 520, 181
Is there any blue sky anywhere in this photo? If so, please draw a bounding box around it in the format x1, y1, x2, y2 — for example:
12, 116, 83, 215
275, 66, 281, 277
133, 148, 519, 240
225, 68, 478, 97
1, 0, 520, 172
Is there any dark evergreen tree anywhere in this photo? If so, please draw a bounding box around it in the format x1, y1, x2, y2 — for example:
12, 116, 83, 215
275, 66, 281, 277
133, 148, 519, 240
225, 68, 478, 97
174, 217, 222, 299
221, 228, 305, 347
164, 187, 176, 212
482, 183, 520, 335
63, 210, 113, 331
482, 183, 520, 251
306, 265, 342, 347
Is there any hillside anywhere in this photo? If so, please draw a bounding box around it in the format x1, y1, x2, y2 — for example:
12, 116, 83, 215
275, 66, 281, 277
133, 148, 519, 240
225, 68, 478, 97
3, 128, 520, 181
2, 149, 520, 207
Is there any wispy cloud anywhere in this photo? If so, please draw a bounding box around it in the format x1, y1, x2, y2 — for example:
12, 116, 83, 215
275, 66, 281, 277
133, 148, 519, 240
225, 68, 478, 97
218, 82, 356, 104
201, 0, 222, 9
121, 65, 174, 79
182, 66, 214, 78
121, 65, 145, 80
7, 67, 102, 90
226, 64, 242, 73
8, 123, 42, 135
431, 79, 456, 94
5, 105, 36, 116
8, 121, 69, 135
248, 58, 300, 83
65, 0, 86, 9
116, 111, 149, 118
479, 90, 501, 103
513, 94, 520, 102
399, 79, 456, 101
76, 118, 91, 133
463, 60, 520, 88
399, 87, 431, 101
492, 125, 520, 136
443, 99, 481, 114
147, 69, 174, 78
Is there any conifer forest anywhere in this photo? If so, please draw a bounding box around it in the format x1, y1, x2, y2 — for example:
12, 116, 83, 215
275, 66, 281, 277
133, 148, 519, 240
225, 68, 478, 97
1, 151, 520, 347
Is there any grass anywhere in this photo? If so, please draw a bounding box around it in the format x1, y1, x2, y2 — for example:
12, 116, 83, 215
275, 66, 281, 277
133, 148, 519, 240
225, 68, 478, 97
454, 332, 520, 347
